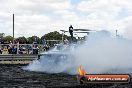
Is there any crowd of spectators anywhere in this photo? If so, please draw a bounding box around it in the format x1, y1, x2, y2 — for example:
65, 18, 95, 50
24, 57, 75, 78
0, 44, 50, 55
0, 45, 17, 55
0, 39, 54, 55
0, 40, 49, 55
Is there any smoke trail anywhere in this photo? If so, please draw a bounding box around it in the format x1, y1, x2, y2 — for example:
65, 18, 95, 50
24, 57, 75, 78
25, 44, 77, 74
25, 30, 132, 74
74, 30, 132, 73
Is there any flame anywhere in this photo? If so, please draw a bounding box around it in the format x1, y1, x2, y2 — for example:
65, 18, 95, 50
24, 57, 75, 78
78, 66, 86, 76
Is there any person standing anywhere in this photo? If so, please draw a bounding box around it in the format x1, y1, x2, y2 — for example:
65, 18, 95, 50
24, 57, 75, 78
69, 25, 74, 41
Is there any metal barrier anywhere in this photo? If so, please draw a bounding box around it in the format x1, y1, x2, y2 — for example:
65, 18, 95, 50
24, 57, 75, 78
0, 54, 38, 60
0, 40, 63, 64
0, 54, 38, 65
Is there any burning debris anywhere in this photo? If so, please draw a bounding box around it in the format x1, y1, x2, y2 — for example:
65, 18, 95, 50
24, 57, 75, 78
78, 66, 86, 76
77, 66, 130, 84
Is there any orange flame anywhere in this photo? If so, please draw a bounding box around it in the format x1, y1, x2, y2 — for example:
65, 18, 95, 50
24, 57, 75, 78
78, 66, 86, 76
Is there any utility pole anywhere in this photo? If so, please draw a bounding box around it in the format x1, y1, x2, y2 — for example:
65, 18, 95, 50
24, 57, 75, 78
13, 14, 15, 44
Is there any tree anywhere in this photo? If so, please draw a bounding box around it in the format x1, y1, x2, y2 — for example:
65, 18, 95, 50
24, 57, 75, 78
41, 31, 76, 41
15, 36, 27, 44
3, 36, 13, 43
41, 31, 62, 40
0, 33, 5, 38
27, 36, 40, 44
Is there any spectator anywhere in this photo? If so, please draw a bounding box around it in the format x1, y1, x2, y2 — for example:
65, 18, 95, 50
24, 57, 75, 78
12, 46, 17, 54
69, 25, 73, 41
33, 38, 38, 44
42, 39, 46, 46
33, 45, 38, 54
2, 46, 9, 55
8, 46, 12, 54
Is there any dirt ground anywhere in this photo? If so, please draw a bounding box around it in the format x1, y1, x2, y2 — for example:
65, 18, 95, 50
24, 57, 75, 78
0, 65, 132, 88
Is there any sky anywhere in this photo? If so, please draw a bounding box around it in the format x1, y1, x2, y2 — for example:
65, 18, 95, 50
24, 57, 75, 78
0, 0, 132, 38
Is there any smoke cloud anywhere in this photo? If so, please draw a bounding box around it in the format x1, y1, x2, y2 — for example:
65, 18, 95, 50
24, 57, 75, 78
25, 30, 132, 74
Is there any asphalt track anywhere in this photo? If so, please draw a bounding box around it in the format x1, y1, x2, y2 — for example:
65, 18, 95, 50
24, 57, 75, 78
0, 65, 132, 88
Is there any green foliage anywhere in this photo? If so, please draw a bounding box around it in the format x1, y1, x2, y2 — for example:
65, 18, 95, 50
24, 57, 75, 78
16, 36, 27, 44
27, 36, 41, 44
3, 36, 13, 43
2, 31, 76, 44
41, 31, 62, 40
